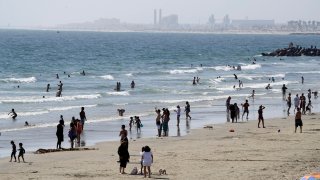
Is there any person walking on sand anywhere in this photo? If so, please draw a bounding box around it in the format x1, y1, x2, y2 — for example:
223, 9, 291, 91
295, 108, 303, 133
242, 100, 250, 120
174, 105, 181, 126
185, 101, 191, 120
155, 109, 162, 137
286, 93, 292, 116
258, 105, 266, 128
17, 143, 25, 163
79, 107, 87, 130
141, 146, 153, 178
9, 141, 17, 162
56, 120, 64, 149
306, 100, 313, 114
294, 94, 300, 113
8, 109, 17, 120
118, 141, 130, 174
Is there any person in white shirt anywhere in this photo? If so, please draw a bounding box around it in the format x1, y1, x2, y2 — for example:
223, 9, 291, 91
141, 146, 153, 178
174, 105, 181, 126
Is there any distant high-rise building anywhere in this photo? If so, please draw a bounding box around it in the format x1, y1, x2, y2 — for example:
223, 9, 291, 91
223, 14, 230, 26
154, 9, 157, 25
208, 14, 215, 27
159, 9, 162, 25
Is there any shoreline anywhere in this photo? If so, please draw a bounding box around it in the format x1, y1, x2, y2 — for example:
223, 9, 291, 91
1, 113, 319, 179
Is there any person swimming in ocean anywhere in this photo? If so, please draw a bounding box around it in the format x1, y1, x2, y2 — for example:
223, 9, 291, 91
233, 74, 238, 80
193, 77, 196, 85
131, 80, 135, 88
8, 109, 17, 120
81, 70, 85, 76
56, 74, 59, 79
58, 81, 63, 91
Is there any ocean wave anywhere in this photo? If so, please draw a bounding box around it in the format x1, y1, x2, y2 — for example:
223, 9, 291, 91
245, 80, 298, 89
48, 104, 97, 111
240, 64, 261, 70
99, 75, 114, 80
107, 91, 130, 96
125, 73, 133, 77
169, 69, 199, 74
0, 111, 49, 119
212, 66, 233, 71
0, 94, 101, 104
0, 77, 37, 83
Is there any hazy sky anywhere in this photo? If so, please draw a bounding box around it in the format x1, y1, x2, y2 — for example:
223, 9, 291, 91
0, 0, 319, 27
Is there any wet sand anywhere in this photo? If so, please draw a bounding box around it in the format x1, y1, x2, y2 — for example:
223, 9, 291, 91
0, 113, 319, 179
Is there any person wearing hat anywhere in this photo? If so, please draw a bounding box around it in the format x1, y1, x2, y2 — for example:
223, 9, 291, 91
174, 105, 181, 126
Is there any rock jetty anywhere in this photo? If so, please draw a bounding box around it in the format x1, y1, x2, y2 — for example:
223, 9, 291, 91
262, 42, 320, 56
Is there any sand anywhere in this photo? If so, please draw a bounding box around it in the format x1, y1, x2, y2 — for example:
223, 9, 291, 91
1, 114, 320, 180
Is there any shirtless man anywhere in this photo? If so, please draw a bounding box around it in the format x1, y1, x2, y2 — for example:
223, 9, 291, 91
242, 100, 250, 120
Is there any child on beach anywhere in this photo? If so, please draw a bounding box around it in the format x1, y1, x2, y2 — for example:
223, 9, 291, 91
241, 100, 250, 120
141, 146, 153, 178
295, 108, 303, 133
139, 146, 145, 175
18, 143, 25, 163
9, 141, 17, 162
258, 105, 266, 128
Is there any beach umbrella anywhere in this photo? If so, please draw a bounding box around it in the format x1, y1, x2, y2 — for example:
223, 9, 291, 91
300, 172, 320, 180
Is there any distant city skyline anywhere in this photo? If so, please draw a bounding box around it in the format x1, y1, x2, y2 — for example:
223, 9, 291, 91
0, 0, 319, 28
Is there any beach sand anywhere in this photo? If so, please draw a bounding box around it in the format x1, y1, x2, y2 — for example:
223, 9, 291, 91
0, 114, 319, 180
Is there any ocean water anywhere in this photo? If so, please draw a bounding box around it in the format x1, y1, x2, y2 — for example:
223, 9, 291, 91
0, 30, 320, 158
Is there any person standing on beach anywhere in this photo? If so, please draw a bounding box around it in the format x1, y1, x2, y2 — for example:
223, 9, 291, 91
174, 105, 181, 126
129, 117, 134, 131
185, 101, 191, 120
155, 109, 161, 137
56, 120, 64, 149
226, 96, 231, 122
141, 146, 153, 178
68, 121, 77, 148
17, 143, 25, 163
258, 105, 266, 128
162, 109, 170, 136
79, 107, 87, 130
9, 141, 17, 162
118, 141, 130, 174
229, 103, 237, 123
282, 84, 288, 100
300, 93, 306, 115
119, 125, 128, 143
242, 100, 250, 120
295, 108, 303, 133
286, 93, 292, 116
294, 94, 300, 113
307, 89, 312, 101
8, 109, 17, 120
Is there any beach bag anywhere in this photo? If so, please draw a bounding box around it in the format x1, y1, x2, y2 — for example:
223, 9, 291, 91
130, 167, 138, 175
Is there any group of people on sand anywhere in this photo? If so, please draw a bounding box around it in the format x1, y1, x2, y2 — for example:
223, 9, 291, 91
226, 97, 260, 124
56, 107, 87, 149
117, 125, 154, 177
286, 87, 316, 133
9, 141, 25, 163
128, 116, 142, 133
154, 101, 192, 137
